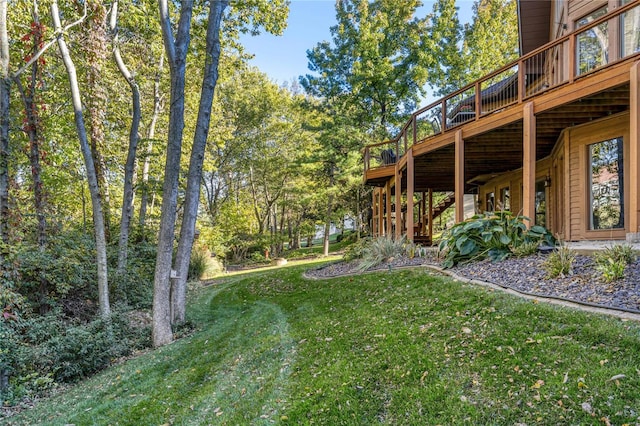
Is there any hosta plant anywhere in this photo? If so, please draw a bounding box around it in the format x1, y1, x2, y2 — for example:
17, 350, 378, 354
438, 211, 556, 268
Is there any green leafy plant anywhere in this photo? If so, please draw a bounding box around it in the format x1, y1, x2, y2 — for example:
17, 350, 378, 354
357, 236, 410, 271
438, 211, 556, 268
595, 258, 626, 283
511, 241, 540, 258
593, 244, 637, 283
544, 245, 576, 278
343, 237, 371, 262
188, 245, 214, 281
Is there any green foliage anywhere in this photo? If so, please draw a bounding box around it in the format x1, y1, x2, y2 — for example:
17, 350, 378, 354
342, 237, 370, 262
438, 211, 556, 268
593, 244, 637, 283
511, 241, 541, 258
111, 241, 157, 310
357, 236, 411, 271
544, 245, 576, 278
188, 245, 213, 281
26, 313, 149, 384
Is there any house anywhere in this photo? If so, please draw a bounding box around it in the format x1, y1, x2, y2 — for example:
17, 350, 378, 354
363, 0, 640, 244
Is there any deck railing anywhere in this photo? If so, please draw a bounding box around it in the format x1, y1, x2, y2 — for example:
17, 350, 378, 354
364, 0, 640, 172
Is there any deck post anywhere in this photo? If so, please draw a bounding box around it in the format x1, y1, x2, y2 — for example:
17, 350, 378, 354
428, 188, 434, 244
455, 130, 465, 223
523, 102, 536, 228
372, 189, 378, 237
629, 62, 640, 242
385, 180, 392, 237
395, 164, 402, 240
407, 149, 415, 242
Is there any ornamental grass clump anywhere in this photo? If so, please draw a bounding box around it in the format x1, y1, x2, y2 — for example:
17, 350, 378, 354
357, 236, 411, 271
543, 244, 576, 278
593, 244, 637, 283
438, 211, 556, 268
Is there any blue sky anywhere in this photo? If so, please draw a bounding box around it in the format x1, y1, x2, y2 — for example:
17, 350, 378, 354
239, 0, 476, 86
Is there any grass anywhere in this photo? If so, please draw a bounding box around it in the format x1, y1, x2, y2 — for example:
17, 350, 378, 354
6, 260, 640, 425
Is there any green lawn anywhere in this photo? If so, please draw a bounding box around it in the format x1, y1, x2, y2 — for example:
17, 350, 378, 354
7, 260, 640, 425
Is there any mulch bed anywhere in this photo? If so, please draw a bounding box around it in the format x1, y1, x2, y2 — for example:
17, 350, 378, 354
306, 253, 640, 313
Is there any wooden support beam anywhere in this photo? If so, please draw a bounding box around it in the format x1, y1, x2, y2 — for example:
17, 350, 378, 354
407, 149, 415, 242
420, 191, 426, 235
376, 188, 384, 237
523, 102, 536, 228
428, 188, 434, 244
395, 164, 402, 240
372, 189, 378, 237
629, 61, 640, 241
455, 130, 465, 223
385, 180, 392, 237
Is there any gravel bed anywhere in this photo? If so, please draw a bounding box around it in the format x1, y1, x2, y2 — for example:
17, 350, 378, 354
307, 253, 640, 313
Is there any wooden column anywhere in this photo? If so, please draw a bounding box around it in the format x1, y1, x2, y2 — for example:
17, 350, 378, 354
455, 130, 465, 223
372, 189, 378, 237
385, 180, 392, 236
629, 62, 640, 240
406, 149, 415, 242
395, 165, 402, 240
523, 102, 536, 228
428, 188, 434, 244
420, 191, 426, 235
378, 188, 384, 237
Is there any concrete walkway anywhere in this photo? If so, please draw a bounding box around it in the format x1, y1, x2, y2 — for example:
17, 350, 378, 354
566, 240, 640, 255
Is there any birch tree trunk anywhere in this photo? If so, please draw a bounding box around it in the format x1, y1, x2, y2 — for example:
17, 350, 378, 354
51, 0, 110, 317
110, 0, 141, 274
139, 53, 164, 231
153, 0, 193, 347
172, 0, 227, 325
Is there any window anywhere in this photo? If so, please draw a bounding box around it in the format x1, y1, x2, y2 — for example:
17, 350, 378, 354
589, 137, 624, 230
535, 181, 547, 228
576, 6, 608, 75
499, 187, 510, 211
621, 0, 640, 57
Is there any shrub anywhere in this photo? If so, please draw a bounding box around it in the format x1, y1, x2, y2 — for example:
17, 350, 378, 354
593, 244, 636, 283
511, 241, 540, 258
544, 245, 576, 278
343, 237, 371, 262
438, 211, 556, 268
28, 313, 144, 384
357, 236, 410, 271
188, 245, 213, 281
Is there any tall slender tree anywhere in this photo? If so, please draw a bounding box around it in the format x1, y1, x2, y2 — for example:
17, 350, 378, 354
51, 0, 110, 317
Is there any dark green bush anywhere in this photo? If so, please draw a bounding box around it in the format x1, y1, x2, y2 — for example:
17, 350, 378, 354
438, 211, 556, 268
343, 237, 371, 262
28, 313, 145, 383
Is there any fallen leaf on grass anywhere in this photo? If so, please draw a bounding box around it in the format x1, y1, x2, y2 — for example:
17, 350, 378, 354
607, 374, 626, 382
530, 379, 544, 389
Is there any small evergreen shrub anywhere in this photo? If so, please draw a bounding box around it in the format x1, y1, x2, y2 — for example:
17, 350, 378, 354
439, 211, 556, 268
544, 245, 576, 278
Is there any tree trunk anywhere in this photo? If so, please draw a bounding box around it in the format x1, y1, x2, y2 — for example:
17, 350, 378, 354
0, 0, 9, 246
110, 0, 141, 275
171, 0, 227, 325
153, 0, 194, 347
84, 0, 111, 242
139, 53, 164, 231
52, 0, 110, 317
